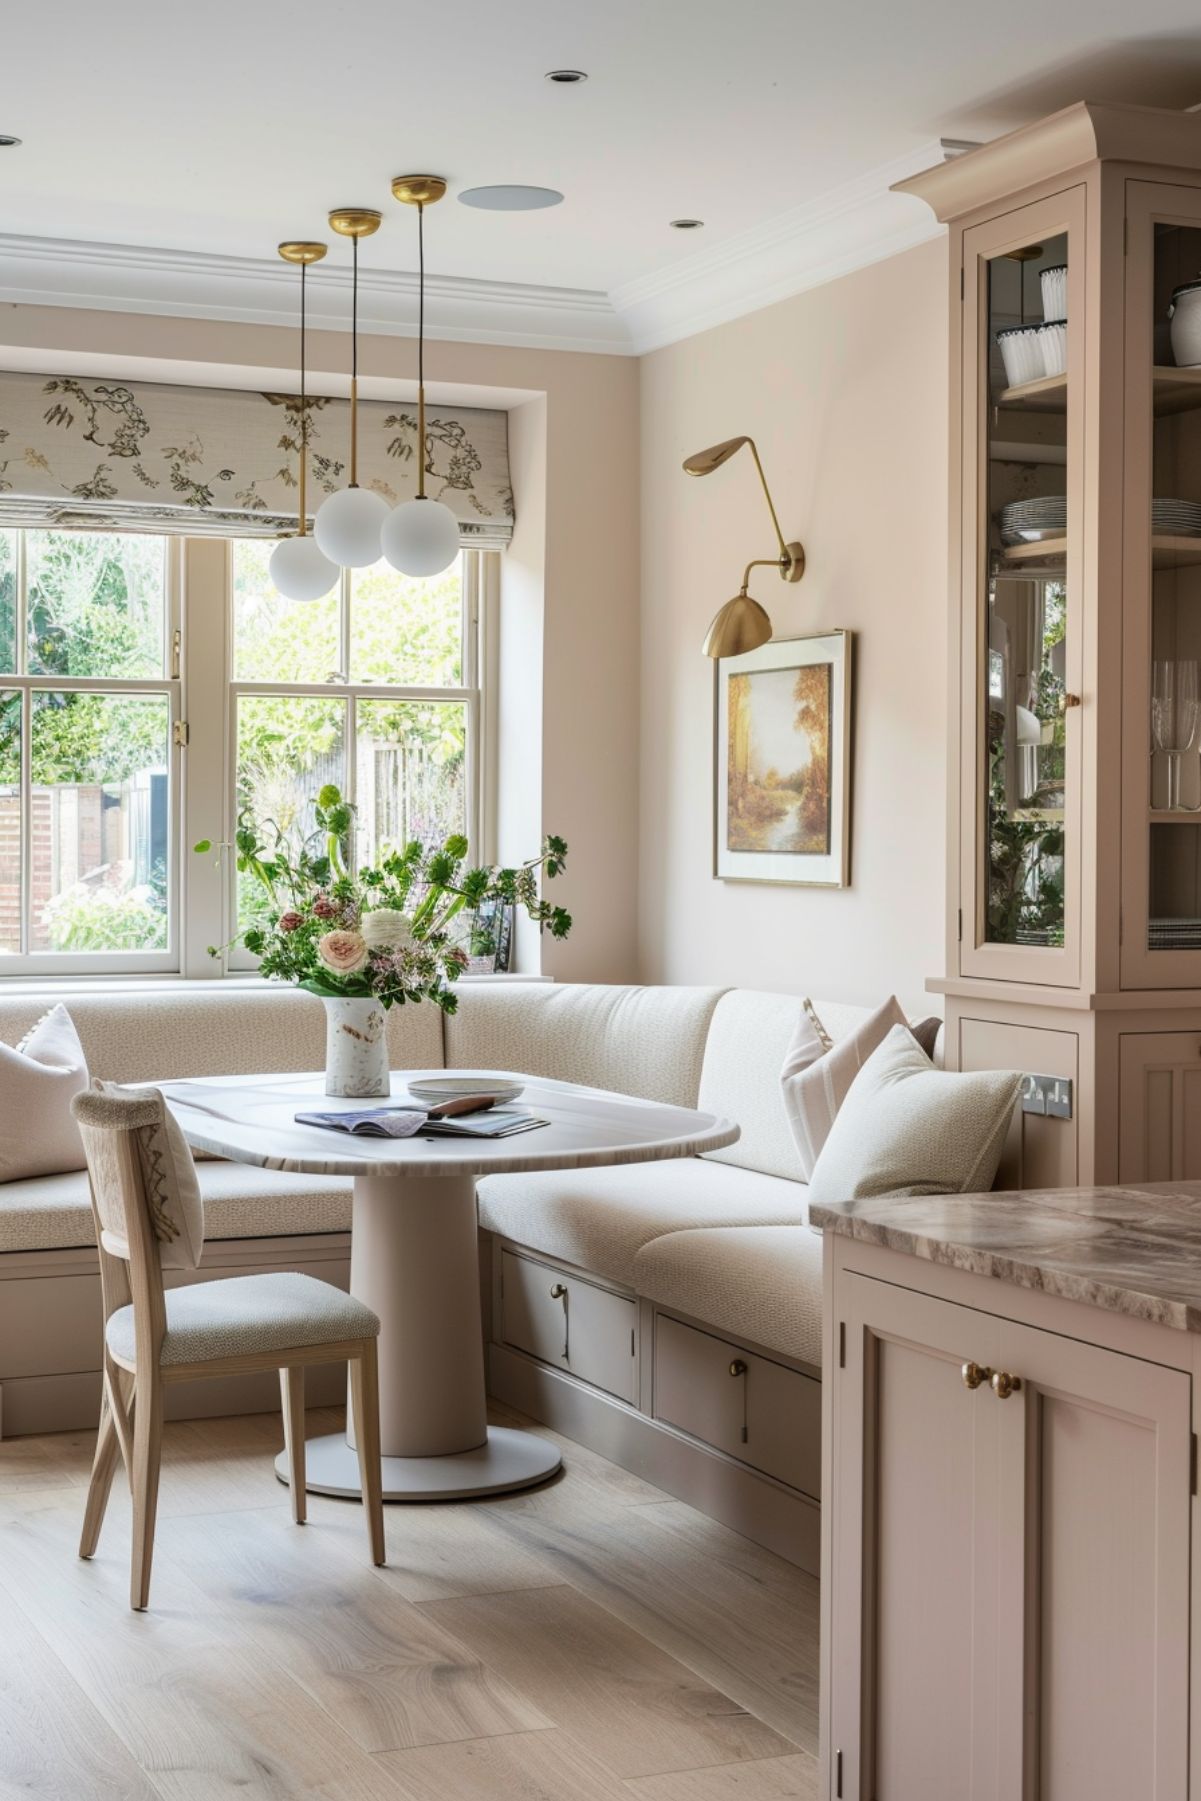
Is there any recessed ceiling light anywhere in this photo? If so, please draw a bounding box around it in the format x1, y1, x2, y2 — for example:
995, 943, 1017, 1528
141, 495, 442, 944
545, 69, 587, 84
670, 218, 705, 231
0, 135, 22, 149
459, 185, 564, 212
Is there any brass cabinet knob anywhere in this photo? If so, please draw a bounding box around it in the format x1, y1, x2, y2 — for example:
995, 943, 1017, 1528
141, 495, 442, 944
549, 1283, 568, 1300
991, 1370, 1023, 1399
961, 1361, 992, 1390
1059, 692, 1082, 713
729, 1359, 748, 1378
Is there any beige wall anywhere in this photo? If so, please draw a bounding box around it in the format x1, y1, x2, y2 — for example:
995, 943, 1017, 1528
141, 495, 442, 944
0, 306, 641, 984
637, 238, 949, 1007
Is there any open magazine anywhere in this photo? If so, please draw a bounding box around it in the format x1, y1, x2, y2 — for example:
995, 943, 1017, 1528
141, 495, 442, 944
294, 1106, 549, 1140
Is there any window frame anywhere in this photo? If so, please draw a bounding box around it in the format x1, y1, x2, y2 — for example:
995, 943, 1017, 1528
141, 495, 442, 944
0, 530, 182, 976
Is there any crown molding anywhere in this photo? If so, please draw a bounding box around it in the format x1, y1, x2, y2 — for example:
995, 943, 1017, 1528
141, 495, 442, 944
0, 141, 976, 362
0, 232, 631, 356
613, 139, 973, 353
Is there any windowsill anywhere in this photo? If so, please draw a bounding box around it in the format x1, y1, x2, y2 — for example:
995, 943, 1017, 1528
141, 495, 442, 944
0, 970, 551, 996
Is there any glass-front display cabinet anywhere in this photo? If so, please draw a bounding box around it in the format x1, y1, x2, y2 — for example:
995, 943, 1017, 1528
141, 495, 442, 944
899, 104, 1201, 1188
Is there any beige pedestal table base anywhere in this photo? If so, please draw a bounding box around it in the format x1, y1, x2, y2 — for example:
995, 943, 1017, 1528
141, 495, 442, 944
274, 1172, 562, 1500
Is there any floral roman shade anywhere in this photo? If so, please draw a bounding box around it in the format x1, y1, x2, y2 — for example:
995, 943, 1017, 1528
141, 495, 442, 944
0, 370, 514, 546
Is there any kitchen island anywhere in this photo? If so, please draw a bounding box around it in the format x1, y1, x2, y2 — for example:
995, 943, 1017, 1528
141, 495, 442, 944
815, 1182, 1201, 1801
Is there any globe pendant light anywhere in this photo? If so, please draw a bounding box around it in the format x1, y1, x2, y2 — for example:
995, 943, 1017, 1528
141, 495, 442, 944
381, 175, 461, 578
269, 241, 340, 603
314, 207, 391, 567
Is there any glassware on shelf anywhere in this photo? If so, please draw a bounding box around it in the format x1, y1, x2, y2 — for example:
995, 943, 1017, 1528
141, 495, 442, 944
1151, 658, 1201, 811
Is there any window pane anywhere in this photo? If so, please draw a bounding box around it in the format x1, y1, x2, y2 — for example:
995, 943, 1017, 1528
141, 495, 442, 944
29, 691, 170, 953
0, 532, 15, 674
236, 693, 345, 931
233, 539, 339, 682
354, 698, 466, 864
26, 531, 165, 679
0, 692, 19, 954
349, 556, 463, 686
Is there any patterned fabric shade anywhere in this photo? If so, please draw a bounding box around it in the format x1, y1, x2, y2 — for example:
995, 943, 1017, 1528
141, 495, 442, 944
0, 370, 514, 545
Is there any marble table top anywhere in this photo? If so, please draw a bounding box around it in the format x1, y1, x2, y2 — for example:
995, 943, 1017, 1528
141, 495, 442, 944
159, 1069, 738, 1180
810, 1182, 1201, 1333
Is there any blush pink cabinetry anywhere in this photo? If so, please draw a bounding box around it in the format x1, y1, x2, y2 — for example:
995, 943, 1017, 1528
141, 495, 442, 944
821, 1236, 1194, 1800
900, 105, 1201, 1187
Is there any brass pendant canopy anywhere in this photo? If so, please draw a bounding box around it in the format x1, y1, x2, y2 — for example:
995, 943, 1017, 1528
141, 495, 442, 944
278, 241, 328, 265
391, 174, 448, 207
702, 593, 774, 660
328, 207, 382, 238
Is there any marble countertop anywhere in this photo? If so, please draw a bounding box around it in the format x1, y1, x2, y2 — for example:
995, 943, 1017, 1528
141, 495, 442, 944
810, 1183, 1201, 1332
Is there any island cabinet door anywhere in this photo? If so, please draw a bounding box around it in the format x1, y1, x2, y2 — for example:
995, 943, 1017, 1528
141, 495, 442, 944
828, 1275, 1008, 1801
992, 1318, 1191, 1801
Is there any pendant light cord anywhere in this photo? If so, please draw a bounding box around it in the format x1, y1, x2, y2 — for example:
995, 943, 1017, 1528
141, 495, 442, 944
417, 201, 426, 500
299, 260, 308, 534
350, 234, 359, 485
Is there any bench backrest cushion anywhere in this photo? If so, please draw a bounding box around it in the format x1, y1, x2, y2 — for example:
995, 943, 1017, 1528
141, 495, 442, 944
698, 990, 878, 1181
443, 982, 727, 1108
0, 986, 444, 1088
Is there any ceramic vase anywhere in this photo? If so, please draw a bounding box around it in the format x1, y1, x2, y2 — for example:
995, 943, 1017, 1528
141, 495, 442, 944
322, 995, 390, 1098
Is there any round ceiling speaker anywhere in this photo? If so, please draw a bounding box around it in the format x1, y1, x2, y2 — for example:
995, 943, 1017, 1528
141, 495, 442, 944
458, 185, 564, 211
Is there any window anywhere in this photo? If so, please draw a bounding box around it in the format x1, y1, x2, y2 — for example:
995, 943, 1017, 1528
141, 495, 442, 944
0, 529, 179, 970
0, 528, 491, 977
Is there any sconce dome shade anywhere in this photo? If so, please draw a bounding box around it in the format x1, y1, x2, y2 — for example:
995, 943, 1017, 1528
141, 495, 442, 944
702, 593, 773, 659
683, 435, 751, 476
381, 496, 460, 577
269, 534, 340, 602
314, 483, 390, 567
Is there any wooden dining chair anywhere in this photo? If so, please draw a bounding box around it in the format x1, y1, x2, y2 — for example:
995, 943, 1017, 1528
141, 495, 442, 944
71, 1082, 385, 1609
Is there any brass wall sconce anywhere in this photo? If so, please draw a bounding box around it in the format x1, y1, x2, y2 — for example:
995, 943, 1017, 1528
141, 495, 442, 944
682, 436, 805, 658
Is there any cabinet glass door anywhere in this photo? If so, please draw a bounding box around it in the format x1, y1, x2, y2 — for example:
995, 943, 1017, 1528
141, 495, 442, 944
1122, 182, 1201, 987
961, 192, 1085, 985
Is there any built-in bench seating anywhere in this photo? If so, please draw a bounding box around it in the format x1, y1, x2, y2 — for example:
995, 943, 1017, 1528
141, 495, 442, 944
0, 979, 934, 1570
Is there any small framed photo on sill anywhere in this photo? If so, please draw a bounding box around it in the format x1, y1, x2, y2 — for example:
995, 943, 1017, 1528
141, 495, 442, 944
714, 629, 853, 887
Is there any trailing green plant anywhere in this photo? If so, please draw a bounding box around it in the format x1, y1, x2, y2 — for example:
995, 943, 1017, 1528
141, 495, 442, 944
195, 784, 569, 1012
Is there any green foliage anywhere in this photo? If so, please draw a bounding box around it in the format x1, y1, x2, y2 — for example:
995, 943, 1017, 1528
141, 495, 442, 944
41, 878, 168, 952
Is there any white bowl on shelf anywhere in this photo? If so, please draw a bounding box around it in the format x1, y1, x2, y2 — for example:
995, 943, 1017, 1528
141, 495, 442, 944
997, 324, 1045, 388
1040, 264, 1067, 325
1038, 320, 1067, 377
1169, 280, 1201, 367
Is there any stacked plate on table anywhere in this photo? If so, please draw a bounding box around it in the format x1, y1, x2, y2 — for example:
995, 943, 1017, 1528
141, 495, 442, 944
999, 497, 1066, 545
1151, 499, 1201, 537
1149, 918, 1201, 951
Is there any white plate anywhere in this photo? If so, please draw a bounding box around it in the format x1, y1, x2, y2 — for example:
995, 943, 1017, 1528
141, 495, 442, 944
406, 1076, 525, 1106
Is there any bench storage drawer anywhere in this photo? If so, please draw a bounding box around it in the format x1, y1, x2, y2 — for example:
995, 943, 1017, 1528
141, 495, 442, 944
500, 1249, 637, 1403
652, 1312, 820, 1496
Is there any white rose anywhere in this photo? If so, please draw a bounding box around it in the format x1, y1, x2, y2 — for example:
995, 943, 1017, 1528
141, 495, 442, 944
361, 909, 414, 952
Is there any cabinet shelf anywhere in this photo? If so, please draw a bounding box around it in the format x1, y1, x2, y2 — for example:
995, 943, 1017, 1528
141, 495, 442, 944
999, 534, 1201, 571
997, 366, 1201, 416
1149, 809, 1201, 824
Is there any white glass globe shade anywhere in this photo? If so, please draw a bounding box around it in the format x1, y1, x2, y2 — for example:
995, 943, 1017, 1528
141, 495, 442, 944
268, 534, 339, 602
313, 484, 389, 568
380, 497, 460, 577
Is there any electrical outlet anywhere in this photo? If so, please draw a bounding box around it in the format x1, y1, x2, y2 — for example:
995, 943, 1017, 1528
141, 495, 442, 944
1020, 1073, 1073, 1119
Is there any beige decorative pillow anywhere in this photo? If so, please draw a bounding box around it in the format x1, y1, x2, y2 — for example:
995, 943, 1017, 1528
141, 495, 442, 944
0, 1004, 89, 1182
780, 995, 909, 1179
806, 1025, 1020, 1206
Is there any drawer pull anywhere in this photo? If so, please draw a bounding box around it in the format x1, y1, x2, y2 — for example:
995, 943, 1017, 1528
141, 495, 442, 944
991, 1370, 1023, 1400
549, 1282, 569, 1360
729, 1357, 749, 1442
961, 1361, 992, 1391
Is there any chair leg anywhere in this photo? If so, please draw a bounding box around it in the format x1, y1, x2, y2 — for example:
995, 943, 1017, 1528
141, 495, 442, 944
129, 1370, 163, 1612
79, 1382, 122, 1560
280, 1365, 307, 1525
349, 1340, 386, 1567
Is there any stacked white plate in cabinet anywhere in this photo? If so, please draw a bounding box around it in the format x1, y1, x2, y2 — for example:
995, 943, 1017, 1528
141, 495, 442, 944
1000, 497, 1066, 545
1152, 499, 1201, 537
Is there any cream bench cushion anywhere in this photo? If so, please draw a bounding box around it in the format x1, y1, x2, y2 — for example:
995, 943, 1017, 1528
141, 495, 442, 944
445, 982, 727, 1107
633, 1224, 823, 1368
0, 1163, 352, 1253
477, 1156, 806, 1289
106, 1269, 378, 1368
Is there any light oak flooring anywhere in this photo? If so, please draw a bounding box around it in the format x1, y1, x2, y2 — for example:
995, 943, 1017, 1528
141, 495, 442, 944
0, 1400, 819, 1800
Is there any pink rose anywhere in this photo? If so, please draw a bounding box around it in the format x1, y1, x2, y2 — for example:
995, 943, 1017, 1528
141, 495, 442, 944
316, 929, 369, 976
277, 910, 302, 933
313, 894, 337, 920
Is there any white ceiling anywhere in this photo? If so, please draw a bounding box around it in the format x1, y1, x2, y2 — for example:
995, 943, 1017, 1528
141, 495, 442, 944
5, 1, 1201, 352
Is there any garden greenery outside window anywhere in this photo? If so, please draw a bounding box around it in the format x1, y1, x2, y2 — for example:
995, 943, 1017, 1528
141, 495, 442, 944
0, 527, 491, 976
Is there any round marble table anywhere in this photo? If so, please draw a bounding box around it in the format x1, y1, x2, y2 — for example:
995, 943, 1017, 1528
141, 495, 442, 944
159, 1069, 737, 1502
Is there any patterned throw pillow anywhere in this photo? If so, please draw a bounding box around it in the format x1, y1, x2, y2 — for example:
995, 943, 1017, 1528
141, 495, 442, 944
780, 995, 910, 1180
806, 1025, 1020, 1205
0, 1005, 89, 1182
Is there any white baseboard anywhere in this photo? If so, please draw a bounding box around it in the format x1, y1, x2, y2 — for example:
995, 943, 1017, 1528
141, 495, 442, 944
488, 1341, 820, 1575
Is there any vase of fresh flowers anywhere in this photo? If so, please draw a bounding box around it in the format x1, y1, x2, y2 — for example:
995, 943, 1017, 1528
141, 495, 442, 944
195, 785, 570, 1097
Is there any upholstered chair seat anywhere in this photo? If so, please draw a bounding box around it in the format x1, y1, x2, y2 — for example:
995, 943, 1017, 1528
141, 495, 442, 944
105, 1271, 380, 1370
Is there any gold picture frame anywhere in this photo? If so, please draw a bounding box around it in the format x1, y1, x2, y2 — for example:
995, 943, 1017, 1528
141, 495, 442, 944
713, 629, 853, 886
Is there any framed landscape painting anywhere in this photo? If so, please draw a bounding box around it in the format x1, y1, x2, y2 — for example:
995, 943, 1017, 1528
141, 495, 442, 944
714, 629, 852, 886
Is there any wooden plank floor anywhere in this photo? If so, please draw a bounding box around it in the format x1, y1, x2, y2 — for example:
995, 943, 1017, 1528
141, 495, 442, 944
0, 1404, 818, 1800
